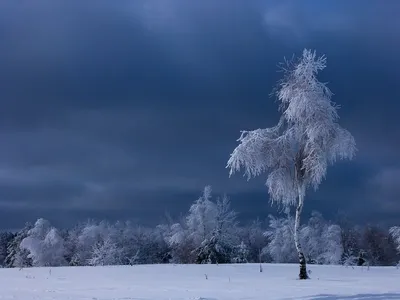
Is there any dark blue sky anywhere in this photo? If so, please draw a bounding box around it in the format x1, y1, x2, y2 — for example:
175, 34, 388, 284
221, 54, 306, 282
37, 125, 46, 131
0, 0, 399, 229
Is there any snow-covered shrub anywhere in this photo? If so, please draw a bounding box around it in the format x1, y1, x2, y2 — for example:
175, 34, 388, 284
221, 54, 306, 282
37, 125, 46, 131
232, 241, 249, 263
20, 219, 66, 267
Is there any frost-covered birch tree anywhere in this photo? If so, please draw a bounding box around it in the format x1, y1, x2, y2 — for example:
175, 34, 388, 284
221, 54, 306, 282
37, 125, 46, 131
227, 49, 356, 279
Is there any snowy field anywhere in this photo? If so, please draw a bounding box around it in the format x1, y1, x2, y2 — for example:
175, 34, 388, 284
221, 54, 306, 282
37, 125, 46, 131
1, 263, 400, 300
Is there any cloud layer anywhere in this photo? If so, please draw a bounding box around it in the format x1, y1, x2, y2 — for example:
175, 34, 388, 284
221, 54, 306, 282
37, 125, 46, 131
0, 0, 399, 228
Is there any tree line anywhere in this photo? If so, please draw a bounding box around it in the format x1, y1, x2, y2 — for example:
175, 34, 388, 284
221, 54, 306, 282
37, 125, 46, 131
0, 186, 399, 268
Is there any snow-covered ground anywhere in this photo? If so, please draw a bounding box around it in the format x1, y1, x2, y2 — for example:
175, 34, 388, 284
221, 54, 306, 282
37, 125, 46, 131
1, 263, 399, 300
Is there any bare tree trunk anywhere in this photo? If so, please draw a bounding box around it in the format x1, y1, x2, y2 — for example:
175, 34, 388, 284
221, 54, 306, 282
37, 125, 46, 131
294, 187, 309, 280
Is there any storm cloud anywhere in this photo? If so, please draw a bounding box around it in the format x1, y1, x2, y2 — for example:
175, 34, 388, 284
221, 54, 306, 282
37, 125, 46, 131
0, 0, 399, 229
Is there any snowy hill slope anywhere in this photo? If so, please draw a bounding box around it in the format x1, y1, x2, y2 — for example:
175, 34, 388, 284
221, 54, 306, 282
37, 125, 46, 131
1, 263, 399, 300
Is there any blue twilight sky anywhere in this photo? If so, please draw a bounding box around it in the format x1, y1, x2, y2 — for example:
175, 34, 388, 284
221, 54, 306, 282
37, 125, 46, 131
0, 0, 399, 229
